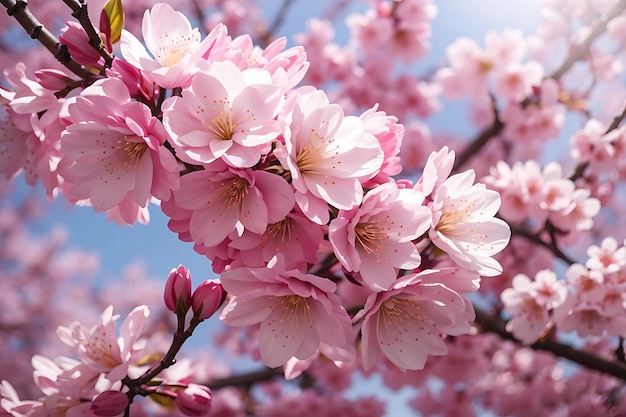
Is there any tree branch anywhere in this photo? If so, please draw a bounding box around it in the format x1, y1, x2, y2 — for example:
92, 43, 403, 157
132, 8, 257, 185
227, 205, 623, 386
508, 223, 577, 265
549, 0, 626, 80
1, 0, 91, 78
257, 0, 296, 47
474, 308, 626, 381
453, 0, 626, 172
62, 0, 115, 69
207, 367, 285, 390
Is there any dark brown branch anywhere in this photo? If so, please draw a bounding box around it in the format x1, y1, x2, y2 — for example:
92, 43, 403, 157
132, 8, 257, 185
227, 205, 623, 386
207, 367, 285, 390
257, 0, 295, 47
62, 0, 114, 69
1, 0, 91, 78
508, 223, 577, 265
474, 308, 626, 381
452, 104, 503, 171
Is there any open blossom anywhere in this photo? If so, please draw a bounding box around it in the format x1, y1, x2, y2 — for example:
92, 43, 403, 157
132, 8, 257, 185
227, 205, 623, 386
219, 256, 355, 368
586, 237, 626, 273
428, 169, 510, 276
56, 305, 149, 381
120, 3, 228, 89
59, 77, 179, 214
163, 161, 294, 249
162, 61, 284, 168
274, 89, 384, 224
228, 207, 325, 269
501, 271, 567, 344
0, 88, 29, 180
354, 268, 475, 371
329, 182, 431, 291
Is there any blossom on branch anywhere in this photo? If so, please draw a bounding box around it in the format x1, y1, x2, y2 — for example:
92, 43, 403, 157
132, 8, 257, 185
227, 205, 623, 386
59, 77, 179, 222
220, 256, 355, 368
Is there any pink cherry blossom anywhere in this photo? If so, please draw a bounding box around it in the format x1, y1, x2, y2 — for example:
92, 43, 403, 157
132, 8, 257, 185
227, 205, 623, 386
274, 89, 383, 224
501, 271, 567, 344
162, 61, 283, 168
228, 207, 324, 269
59, 77, 179, 214
219, 256, 355, 368
429, 169, 511, 276
359, 105, 404, 187
354, 268, 475, 371
84, 391, 129, 417
164, 265, 193, 314
586, 236, 626, 273
56, 305, 149, 382
164, 162, 294, 249
120, 3, 229, 89
175, 384, 212, 416
0, 88, 29, 180
192, 279, 225, 320
329, 182, 431, 291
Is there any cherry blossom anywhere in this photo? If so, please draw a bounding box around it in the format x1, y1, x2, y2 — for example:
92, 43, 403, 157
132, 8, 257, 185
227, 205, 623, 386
56, 305, 149, 381
429, 169, 511, 276
59, 77, 179, 216
120, 3, 229, 89
220, 256, 355, 368
274, 89, 384, 224
163, 161, 294, 249
354, 268, 475, 371
329, 182, 431, 291
162, 61, 284, 168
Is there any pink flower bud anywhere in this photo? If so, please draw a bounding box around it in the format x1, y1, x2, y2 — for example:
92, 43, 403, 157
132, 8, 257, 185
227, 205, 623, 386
59, 21, 102, 67
34, 69, 72, 91
164, 265, 193, 314
174, 384, 212, 416
191, 280, 225, 320
86, 391, 129, 416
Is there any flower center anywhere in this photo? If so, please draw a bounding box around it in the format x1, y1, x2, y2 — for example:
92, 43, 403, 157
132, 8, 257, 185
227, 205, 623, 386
381, 297, 424, 324
280, 295, 310, 320
158, 32, 195, 67
266, 217, 294, 241
123, 141, 148, 167
210, 112, 235, 141
221, 177, 249, 208
355, 221, 385, 254
295, 130, 338, 174
436, 199, 475, 234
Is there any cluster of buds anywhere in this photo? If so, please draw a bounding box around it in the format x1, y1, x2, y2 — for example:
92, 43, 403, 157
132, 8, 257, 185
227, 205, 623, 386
164, 264, 226, 321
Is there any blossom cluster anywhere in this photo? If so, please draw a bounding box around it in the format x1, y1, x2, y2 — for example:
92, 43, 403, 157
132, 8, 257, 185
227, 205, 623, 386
502, 236, 626, 344
1, 263, 225, 417
483, 159, 600, 232
0, 1, 511, 374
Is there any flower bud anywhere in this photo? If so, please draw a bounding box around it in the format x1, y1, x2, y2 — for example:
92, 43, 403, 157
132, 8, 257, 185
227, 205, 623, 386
164, 265, 193, 314
191, 280, 225, 320
174, 384, 212, 416
86, 391, 129, 416
59, 21, 102, 67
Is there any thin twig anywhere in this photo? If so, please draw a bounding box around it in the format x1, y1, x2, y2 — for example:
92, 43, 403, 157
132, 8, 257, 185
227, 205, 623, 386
474, 308, 626, 381
62, 0, 115, 69
1, 0, 91, 78
453, 0, 626, 172
207, 367, 285, 390
508, 223, 577, 266
549, 0, 626, 80
257, 0, 295, 47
